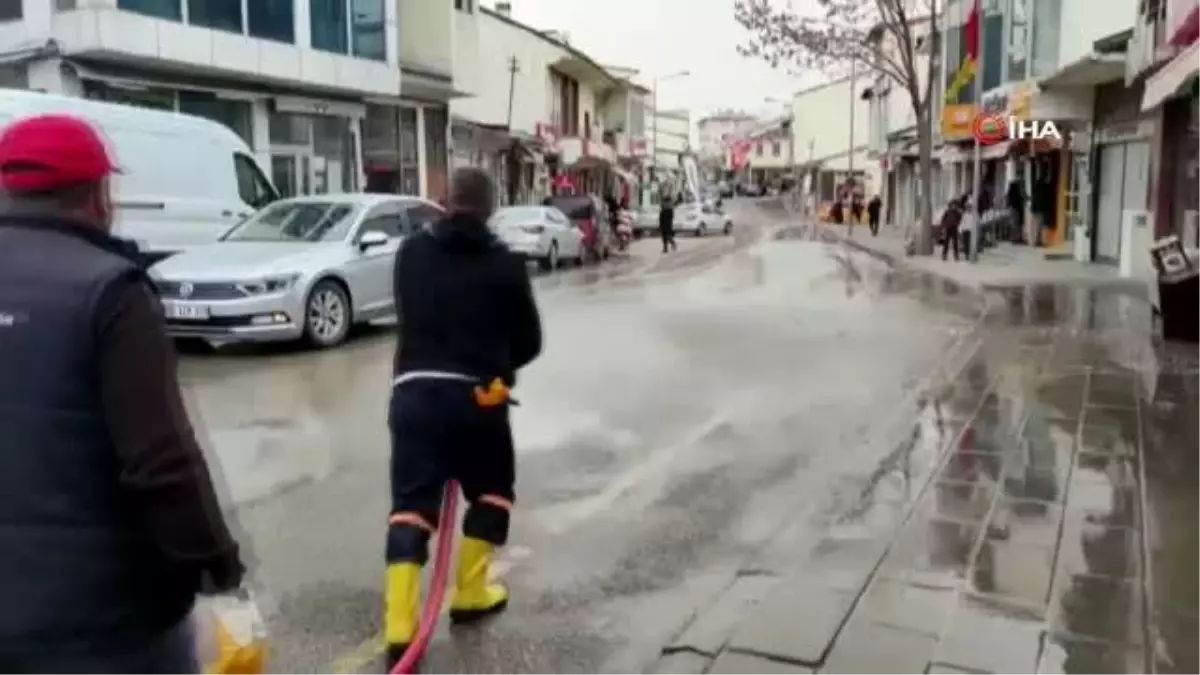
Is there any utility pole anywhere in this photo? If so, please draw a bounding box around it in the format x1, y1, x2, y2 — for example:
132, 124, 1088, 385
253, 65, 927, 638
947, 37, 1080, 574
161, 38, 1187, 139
505, 55, 519, 205
969, 1, 986, 261
847, 59, 857, 196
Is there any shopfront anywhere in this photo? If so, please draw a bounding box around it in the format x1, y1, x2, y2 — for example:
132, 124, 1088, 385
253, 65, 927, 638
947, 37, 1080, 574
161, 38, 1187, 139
1090, 81, 1156, 263
363, 103, 421, 196
266, 97, 363, 198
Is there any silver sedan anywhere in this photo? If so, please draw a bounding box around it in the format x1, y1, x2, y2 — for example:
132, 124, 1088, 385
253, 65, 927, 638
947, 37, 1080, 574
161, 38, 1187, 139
489, 205, 584, 270
151, 194, 445, 348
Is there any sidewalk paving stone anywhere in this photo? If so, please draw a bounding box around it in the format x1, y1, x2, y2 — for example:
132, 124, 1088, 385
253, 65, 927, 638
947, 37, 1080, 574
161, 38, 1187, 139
725, 583, 855, 666
709, 651, 814, 674
650, 651, 713, 674
820, 618, 938, 673
666, 575, 779, 657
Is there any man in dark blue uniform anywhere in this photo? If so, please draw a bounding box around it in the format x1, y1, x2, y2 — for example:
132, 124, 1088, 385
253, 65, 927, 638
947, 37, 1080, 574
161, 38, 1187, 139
0, 115, 244, 671
384, 168, 543, 667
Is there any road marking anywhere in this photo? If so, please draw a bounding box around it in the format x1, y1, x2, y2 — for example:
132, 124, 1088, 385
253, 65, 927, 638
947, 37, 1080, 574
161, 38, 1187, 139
328, 553, 518, 674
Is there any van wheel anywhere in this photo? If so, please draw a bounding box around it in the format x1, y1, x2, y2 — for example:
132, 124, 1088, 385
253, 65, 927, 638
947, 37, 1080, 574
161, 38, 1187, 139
304, 279, 351, 348
724, 222, 733, 235
539, 241, 559, 271
697, 223, 707, 237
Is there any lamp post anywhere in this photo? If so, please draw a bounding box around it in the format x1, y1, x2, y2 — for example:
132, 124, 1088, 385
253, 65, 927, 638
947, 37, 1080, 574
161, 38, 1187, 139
651, 70, 689, 189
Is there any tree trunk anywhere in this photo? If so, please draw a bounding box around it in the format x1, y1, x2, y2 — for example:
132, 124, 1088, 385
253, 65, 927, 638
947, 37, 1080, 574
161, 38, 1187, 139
915, 107, 935, 255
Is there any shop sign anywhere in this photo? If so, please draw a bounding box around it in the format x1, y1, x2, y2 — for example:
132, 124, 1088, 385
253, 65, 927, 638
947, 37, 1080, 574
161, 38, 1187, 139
941, 103, 977, 140
973, 115, 1063, 144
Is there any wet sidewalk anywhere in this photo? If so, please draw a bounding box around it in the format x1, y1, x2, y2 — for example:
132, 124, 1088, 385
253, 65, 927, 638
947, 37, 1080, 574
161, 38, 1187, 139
651, 273, 1197, 673
814, 221, 1135, 293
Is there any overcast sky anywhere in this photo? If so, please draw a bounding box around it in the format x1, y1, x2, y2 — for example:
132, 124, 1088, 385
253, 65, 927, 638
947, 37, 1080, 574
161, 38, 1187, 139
486, 0, 823, 121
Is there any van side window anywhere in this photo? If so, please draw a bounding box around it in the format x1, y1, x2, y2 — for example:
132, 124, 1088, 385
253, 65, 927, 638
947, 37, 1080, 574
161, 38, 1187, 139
234, 153, 277, 209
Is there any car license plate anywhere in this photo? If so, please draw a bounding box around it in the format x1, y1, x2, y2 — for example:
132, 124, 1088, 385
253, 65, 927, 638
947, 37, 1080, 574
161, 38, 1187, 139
163, 301, 210, 320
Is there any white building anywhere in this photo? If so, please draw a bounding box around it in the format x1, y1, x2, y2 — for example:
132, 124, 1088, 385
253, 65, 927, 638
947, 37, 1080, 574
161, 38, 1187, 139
790, 77, 875, 211
0, 0, 455, 198
696, 110, 757, 175
450, 2, 648, 204
738, 116, 793, 186
649, 107, 689, 176
864, 15, 938, 229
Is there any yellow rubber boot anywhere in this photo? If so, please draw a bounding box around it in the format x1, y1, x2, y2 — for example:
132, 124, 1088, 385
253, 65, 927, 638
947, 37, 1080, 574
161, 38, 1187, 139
449, 537, 509, 624
384, 562, 422, 668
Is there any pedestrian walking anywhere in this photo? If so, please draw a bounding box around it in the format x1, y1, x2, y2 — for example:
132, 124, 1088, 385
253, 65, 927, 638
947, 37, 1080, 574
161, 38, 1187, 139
1006, 178, 1025, 244
658, 182, 677, 253
850, 192, 865, 228
866, 194, 882, 236
384, 168, 543, 670
829, 199, 844, 225
0, 114, 245, 672
940, 195, 966, 261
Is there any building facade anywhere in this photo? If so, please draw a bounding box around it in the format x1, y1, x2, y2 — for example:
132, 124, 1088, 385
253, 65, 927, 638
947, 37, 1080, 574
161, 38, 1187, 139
449, 3, 645, 206
649, 106, 690, 177
790, 77, 876, 213
696, 111, 757, 178
739, 117, 793, 187
1, 0, 413, 198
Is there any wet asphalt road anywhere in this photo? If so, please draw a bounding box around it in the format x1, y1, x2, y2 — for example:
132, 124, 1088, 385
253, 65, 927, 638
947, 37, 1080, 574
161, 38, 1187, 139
177, 201, 975, 673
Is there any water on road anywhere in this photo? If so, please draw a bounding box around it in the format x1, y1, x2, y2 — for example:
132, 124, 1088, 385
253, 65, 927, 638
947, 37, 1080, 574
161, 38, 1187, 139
177, 204, 975, 672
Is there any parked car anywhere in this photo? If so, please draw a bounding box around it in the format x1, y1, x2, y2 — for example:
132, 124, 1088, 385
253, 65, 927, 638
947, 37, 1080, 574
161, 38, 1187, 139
676, 200, 734, 237
489, 205, 583, 270
737, 182, 766, 197
545, 194, 612, 262
717, 181, 734, 199
0, 89, 279, 265
152, 194, 444, 349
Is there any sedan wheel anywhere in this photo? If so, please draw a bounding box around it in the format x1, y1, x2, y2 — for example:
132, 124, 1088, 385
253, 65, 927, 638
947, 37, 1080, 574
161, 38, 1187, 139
304, 280, 351, 348
539, 241, 559, 271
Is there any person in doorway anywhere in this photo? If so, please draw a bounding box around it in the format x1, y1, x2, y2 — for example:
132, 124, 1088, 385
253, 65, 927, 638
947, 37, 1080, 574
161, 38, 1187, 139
604, 189, 621, 240
384, 168, 543, 670
1031, 174, 1055, 247
850, 191, 865, 227
658, 181, 678, 253
867, 194, 882, 236
0, 114, 245, 672
829, 198, 844, 225
939, 195, 966, 261
1006, 179, 1025, 244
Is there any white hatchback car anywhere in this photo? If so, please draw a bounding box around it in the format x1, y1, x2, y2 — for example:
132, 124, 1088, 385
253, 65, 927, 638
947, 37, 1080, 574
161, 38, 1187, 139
676, 201, 734, 237
489, 205, 584, 270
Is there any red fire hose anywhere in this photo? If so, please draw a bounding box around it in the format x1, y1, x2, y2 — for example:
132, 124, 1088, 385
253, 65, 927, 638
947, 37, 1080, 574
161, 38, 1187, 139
390, 480, 460, 675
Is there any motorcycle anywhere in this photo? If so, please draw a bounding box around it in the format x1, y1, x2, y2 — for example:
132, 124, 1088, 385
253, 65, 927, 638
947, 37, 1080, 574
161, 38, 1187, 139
613, 211, 634, 252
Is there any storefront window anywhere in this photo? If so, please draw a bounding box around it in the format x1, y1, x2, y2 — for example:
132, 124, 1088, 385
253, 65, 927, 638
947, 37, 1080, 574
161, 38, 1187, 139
188, 0, 241, 32
399, 107, 420, 196
982, 10, 1004, 91
1005, 0, 1029, 82
0, 65, 26, 89
118, 0, 182, 21
248, 0, 294, 42
424, 106, 449, 200
1029, 0, 1061, 78
0, 2, 20, 20
313, 115, 356, 193
310, 0, 349, 54
351, 0, 386, 60
179, 91, 253, 147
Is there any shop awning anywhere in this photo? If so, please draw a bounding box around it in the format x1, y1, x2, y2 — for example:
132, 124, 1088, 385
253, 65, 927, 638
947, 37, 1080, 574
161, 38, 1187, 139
400, 65, 470, 101
1142, 40, 1200, 111
1039, 53, 1126, 89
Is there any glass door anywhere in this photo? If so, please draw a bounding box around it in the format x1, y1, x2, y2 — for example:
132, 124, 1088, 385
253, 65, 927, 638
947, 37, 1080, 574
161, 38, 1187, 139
270, 152, 315, 198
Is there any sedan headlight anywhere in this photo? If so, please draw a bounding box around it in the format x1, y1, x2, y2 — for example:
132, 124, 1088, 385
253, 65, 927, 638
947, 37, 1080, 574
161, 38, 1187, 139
236, 274, 301, 296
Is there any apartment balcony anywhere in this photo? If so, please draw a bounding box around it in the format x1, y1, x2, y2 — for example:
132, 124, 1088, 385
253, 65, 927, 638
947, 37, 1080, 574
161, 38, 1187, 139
1127, 0, 1196, 82
603, 129, 647, 159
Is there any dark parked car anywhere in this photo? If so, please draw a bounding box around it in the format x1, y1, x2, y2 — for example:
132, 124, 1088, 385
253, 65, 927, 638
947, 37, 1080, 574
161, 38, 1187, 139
546, 194, 612, 262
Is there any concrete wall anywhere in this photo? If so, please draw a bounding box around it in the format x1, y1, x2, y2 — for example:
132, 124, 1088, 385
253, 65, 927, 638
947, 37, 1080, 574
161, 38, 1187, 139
1057, 0, 1137, 69
399, 0, 453, 77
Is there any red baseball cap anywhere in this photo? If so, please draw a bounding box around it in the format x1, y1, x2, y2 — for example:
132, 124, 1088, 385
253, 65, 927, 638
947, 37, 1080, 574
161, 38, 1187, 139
0, 114, 119, 193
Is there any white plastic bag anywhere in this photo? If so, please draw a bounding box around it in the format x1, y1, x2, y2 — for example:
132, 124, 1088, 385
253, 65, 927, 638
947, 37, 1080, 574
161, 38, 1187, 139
193, 590, 268, 674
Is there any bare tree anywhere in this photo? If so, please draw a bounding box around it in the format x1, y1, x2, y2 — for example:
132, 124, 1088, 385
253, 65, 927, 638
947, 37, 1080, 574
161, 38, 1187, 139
735, 0, 941, 254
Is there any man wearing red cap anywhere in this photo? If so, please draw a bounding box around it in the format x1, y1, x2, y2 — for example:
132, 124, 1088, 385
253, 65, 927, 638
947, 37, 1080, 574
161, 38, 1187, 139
0, 114, 245, 671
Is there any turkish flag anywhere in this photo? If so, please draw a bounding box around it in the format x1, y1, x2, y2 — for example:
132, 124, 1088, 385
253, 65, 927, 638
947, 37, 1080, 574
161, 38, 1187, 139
964, 0, 980, 62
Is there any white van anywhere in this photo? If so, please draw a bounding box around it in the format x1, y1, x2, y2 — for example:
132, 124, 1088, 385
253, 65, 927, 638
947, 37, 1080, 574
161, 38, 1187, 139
0, 89, 278, 261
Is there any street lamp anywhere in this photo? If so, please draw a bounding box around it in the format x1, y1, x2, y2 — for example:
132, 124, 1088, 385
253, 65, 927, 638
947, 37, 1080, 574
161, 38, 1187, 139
650, 70, 689, 183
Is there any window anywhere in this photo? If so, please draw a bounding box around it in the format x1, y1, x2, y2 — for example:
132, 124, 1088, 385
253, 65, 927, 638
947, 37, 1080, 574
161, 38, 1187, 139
234, 154, 278, 208
351, 0, 386, 60
56, 0, 77, 9
0, 2, 20, 20
269, 112, 312, 146
1005, 0, 1029, 82
1029, 0, 1061, 78
188, 0, 242, 31
454, 0, 473, 12
117, 0, 182, 21
248, 0, 294, 42
224, 201, 356, 241
402, 203, 445, 233
756, 142, 763, 156
772, 141, 781, 157
399, 107, 420, 195
311, 0, 349, 54
358, 202, 406, 239
179, 91, 253, 146
584, 111, 591, 139
84, 81, 177, 110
